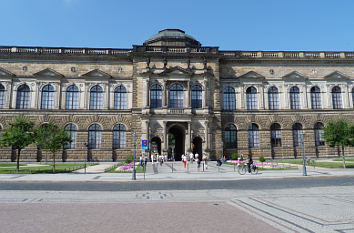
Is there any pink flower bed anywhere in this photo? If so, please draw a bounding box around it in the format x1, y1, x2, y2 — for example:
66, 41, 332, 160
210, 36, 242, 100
227, 160, 278, 168
118, 162, 136, 171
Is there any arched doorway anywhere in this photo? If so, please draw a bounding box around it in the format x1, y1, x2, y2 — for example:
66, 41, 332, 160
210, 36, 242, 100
192, 136, 203, 160
151, 137, 161, 155
168, 125, 185, 161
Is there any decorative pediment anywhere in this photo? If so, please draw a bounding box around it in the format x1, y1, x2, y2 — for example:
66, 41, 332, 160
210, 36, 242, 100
82, 69, 112, 78
238, 71, 265, 81
0, 67, 15, 77
282, 71, 307, 81
324, 71, 349, 80
159, 66, 193, 76
34, 68, 64, 78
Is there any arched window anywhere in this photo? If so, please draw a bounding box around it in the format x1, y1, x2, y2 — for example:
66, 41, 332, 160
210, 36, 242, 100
224, 124, 237, 149
248, 123, 259, 148
89, 85, 103, 110
114, 85, 127, 110
314, 122, 325, 146
0, 84, 5, 109
150, 84, 162, 108
113, 124, 126, 149
223, 87, 236, 110
169, 84, 184, 108
332, 86, 342, 109
311, 86, 321, 109
270, 123, 282, 147
88, 124, 101, 149
41, 84, 55, 109
16, 84, 30, 109
246, 86, 257, 110
290, 86, 300, 109
268, 86, 279, 110
65, 85, 79, 110
191, 85, 202, 109
64, 124, 77, 149
292, 123, 303, 147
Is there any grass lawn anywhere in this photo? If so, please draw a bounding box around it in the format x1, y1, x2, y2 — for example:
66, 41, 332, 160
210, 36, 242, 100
0, 162, 98, 174
333, 158, 354, 162
272, 159, 354, 169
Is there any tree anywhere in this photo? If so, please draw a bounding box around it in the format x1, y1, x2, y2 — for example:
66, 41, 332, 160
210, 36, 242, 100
35, 122, 72, 173
323, 120, 349, 168
0, 118, 35, 171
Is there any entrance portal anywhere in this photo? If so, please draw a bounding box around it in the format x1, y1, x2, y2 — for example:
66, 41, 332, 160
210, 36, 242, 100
151, 137, 161, 155
192, 136, 203, 160
168, 125, 185, 161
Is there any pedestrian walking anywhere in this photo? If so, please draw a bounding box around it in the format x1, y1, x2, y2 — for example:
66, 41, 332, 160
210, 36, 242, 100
195, 153, 200, 172
139, 156, 143, 167
202, 154, 208, 170
151, 153, 154, 164
182, 154, 187, 168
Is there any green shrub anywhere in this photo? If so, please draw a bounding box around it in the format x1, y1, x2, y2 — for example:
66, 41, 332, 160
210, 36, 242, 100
231, 152, 239, 160
259, 155, 266, 163
124, 154, 134, 164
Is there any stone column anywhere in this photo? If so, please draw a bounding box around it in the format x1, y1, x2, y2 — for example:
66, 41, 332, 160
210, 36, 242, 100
162, 121, 168, 153
36, 82, 41, 109
203, 77, 207, 108
163, 82, 167, 107
186, 122, 191, 153
187, 81, 191, 108
204, 120, 209, 151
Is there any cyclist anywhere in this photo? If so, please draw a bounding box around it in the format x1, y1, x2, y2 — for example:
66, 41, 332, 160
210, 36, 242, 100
246, 155, 253, 173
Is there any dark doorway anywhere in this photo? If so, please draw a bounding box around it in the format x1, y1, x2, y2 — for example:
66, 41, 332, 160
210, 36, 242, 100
192, 137, 203, 160
168, 125, 185, 161
151, 137, 161, 155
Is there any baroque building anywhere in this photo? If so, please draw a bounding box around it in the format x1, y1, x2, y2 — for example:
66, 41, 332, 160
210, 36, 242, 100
0, 29, 354, 161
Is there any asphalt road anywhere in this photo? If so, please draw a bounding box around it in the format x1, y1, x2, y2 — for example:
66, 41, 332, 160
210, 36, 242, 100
1, 176, 353, 191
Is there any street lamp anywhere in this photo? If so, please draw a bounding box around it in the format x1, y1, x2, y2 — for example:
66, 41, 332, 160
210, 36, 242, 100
132, 132, 137, 180
300, 131, 307, 176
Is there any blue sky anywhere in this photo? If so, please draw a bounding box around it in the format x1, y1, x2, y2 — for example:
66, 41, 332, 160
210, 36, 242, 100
1, 0, 354, 51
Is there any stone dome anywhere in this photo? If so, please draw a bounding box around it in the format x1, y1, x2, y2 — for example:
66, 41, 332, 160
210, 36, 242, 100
144, 29, 201, 47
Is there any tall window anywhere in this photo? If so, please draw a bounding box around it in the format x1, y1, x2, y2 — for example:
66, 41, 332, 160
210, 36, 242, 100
89, 85, 103, 110
268, 86, 279, 110
248, 123, 259, 148
224, 124, 237, 149
88, 124, 101, 149
246, 86, 257, 110
314, 122, 325, 146
41, 84, 55, 109
332, 86, 342, 109
150, 84, 162, 108
114, 85, 127, 110
169, 84, 184, 108
16, 84, 30, 109
113, 124, 126, 149
270, 123, 282, 147
311, 86, 321, 109
292, 123, 303, 147
191, 85, 202, 108
65, 85, 79, 110
0, 84, 5, 109
223, 87, 236, 110
290, 86, 300, 109
64, 124, 77, 149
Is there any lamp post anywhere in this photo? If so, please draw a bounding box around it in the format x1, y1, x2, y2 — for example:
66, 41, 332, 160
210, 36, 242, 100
132, 132, 137, 180
300, 131, 307, 176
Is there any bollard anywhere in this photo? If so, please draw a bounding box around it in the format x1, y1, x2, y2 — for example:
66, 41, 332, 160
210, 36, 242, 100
172, 162, 174, 173
144, 164, 146, 180
187, 163, 189, 173
234, 163, 236, 172
203, 163, 204, 172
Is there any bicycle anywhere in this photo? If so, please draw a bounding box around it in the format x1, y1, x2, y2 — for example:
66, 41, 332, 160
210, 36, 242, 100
237, 163, 258, 175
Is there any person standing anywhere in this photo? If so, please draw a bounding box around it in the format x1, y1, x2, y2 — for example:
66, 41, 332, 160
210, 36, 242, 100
182, 154, 187, 168
195, 153, 200, 172
151, 153, 154, 164
189, 152, 194, 164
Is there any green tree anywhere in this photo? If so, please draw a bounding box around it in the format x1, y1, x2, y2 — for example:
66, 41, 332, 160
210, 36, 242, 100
35, 123, 72, 173
0, 118, 35, 171
324, 120, 349, 168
